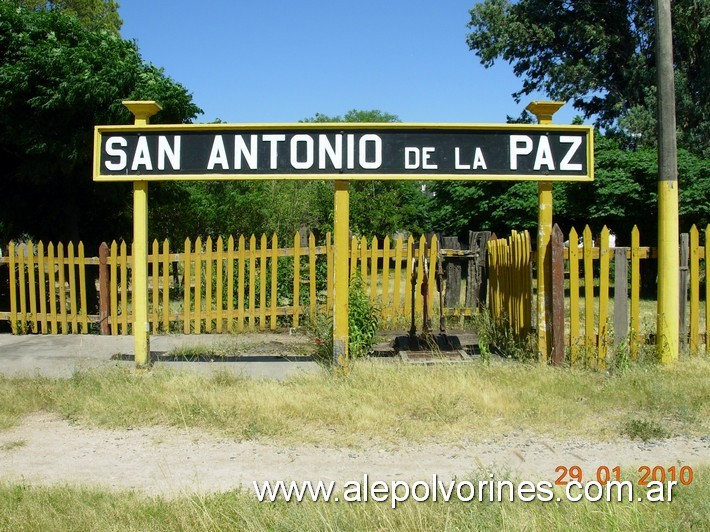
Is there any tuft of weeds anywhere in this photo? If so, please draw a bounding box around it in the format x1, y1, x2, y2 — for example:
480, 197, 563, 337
470, 307, 537, 362
622, 418, 671, 442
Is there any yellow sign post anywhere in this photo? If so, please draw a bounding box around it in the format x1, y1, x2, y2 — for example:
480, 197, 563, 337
122, 101, 162, 368
526, 101, 566, 363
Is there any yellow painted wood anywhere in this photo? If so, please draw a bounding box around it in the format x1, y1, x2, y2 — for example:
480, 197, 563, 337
27, 241, 38, 333
428, 235, 438, 319
416, 235, 426, 319
360, 236, 368, 282
393, 236, 403, 318
583, 226, 594, 366
183, 238, 192, 334
261, 234, 269, 330
205, 236, 213, 332
706, 225, 710, 354
238, 235, 245, 331
78, 242, 88, 333
161, 239, 169, 331
382, 236, 391, 317
37, 241, 48, 333
48, 243, 58, 335
270, 234, 278, 330
350, 236, 358, 278
630, 226, 640, 359
333, 181, 350, 368
569, 228, 580, 366
657, 179, 680, 364
216, 236, 224, 333
194, 237, 203, 334
247, 234, 256, 329
226, 236, 235, 330
57, 243, 68, 334
292, 233, 300, 328
370, 236, 378, 303
17, 244, 27, 329
8, 242, 17, 333
109, 241, 118, 336
67, 243, 78, 332
308, 233, 316, 324
151, 239, 159, 333
598, 226, 610, 369
403, 236, 414, 319
325, 232, 333, 316
689, 225, 699, 353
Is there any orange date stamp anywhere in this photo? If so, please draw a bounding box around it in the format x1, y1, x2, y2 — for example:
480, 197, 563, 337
554, 465, 695, 486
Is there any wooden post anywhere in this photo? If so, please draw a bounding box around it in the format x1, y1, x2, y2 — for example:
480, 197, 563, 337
123, 100, 161, 369
614, 248, 629, 350
679, 232, 689, 350
527, 101, 565, 363
443, 237, 461, 308
333, 180, 350, 371
99, 242, 110, 335
465, 231, 491, 308
550, 224, 565, 365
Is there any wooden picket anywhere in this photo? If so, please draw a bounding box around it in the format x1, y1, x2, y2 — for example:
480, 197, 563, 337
1, 228, 707, 354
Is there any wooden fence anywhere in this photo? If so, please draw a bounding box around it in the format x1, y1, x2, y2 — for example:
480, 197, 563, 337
1, 233, 483, 335
488, 224, 709, 367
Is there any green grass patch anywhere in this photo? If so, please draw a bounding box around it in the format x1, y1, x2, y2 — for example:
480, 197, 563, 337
0, 467, 707, 531
0, 357, 708, 446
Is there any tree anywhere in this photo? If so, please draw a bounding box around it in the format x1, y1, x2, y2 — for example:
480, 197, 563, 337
0, 3, 201, 244
466, 0, 710, 155
13, 0, 122, 32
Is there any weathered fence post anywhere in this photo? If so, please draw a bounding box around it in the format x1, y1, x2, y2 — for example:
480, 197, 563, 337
550, 224, 565, 365
466, 231, 491, 308
442, 236, 461, 308
98, 242, 109, 335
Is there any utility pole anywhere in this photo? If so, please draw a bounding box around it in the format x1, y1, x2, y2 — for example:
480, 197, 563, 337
655, 0, 679, 364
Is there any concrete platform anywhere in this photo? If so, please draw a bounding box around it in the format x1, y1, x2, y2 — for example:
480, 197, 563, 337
0, 333, 320, 379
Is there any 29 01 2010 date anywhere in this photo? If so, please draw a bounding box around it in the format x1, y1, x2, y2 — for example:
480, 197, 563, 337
554, 465, 694, 486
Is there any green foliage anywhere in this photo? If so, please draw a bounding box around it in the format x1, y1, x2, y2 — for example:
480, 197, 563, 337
311, 273, 380, 366
467, 0, 710, 155
347, 273, 380, 359
470, 307, 536, 362
14, 0, 122, 32
622, 418, 670, 442
0, 3, 201, 244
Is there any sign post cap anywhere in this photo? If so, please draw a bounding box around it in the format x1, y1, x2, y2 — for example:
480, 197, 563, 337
526, 101, 566, 123
122, 100, 162, 121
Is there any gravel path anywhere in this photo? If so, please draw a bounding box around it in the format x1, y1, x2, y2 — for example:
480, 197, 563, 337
1, 413, 707, 497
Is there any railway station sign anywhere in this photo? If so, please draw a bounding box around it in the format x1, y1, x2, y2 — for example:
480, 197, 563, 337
94, 123, 593, 182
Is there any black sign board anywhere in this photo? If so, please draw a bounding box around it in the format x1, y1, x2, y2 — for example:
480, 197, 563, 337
93, 123, 593, 181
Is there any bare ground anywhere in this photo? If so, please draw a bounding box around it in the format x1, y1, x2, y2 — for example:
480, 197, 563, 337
0, 413, 707, 497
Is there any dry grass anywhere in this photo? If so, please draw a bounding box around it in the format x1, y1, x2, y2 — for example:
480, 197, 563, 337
0, 357, 708, 447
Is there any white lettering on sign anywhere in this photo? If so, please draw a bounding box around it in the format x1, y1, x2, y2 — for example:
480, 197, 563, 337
422, 147, 437, 170
291, 134, 314, 169
207, 136, 229, 170
510, 135, 533, 170
533, 136, 555, 170
131, 136, 152, 171
105, 137, 127, 171
560, 136, 583, 171
263, 134, 286, 170
158, 136, 180, 170
359, 134, 382, 169
235, 135, 257, 170
455, 147, 488, 170
319, 134, 342, 170
405, 147, 420, 169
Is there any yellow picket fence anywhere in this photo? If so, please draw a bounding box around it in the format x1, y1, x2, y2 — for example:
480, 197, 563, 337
487, 230, 532, 338
487, 224, 709, 367
1, 233, 468, 335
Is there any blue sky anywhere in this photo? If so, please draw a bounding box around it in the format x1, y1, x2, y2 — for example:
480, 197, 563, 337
119, 1, 581, 125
